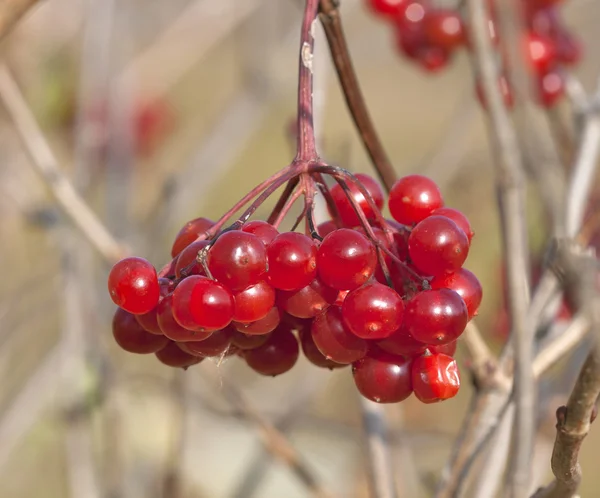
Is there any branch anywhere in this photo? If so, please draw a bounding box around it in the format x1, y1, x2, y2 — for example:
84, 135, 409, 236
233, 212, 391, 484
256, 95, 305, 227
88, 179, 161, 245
0, 0, 39, 41
0, 64, 127, 265
466, 1, 534, 494
318, 0, 396, 192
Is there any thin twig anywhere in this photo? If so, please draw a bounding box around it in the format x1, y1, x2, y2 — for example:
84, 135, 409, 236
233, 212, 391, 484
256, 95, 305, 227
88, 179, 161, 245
0, 64, 127, 265
318, 0, 396, 191
359, 398, 398, 498
0, 0, 39, 41
466, 0, 533, 494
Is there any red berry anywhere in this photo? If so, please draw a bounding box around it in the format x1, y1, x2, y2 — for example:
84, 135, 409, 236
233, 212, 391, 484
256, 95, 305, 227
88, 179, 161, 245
366, 0, 407, 17
171, 217, 213, 257
330, 173, 384, 227
267, 232, 317, 291
526, 34, 556, 73
175, 240, 209, 278
317, 229, 377, 290
342, 282, 404, 339
233, 306, 281, 335
311, 306, 369, 364
207, 231, 267, 292
135, 307, 162, 335
242, 220, 280, 246
317, 220, 338, 238
377, 326, 427, 356
157, 294, 212, 342
555, 31, 582, 65
404, 289, 468, 344
179, 327, 234, 357
277, 278, 339, 319
352, 349, 413, 403
430, 340, 457, 356
408, 215, 469, 276
155, 341, 203, 368
388, 175, 443, 226
112, 308, 168, 354
300, 329, 346, 369
232, 280, 276, 323
396, 1, 428, 31
108, 257, 160, 315
417, 46, 450, 72
432, 207, 473, 242
172, 275, 234, 331
424, 10, 466, 50
412, 352, 460, 403
244, 327, 299, 376
430, 268, 483, 319
537, 71, 565, 107
231, 330, 272, 350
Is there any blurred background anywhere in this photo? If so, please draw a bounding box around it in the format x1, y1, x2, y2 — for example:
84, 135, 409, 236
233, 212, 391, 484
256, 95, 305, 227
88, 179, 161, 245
0, 0, 599, 496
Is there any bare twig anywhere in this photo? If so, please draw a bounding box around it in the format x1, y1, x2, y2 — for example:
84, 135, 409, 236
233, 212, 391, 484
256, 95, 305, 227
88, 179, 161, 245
318, 0, 396, 192
0, 64, 127, 265
0, 0, 39, 41
359, 398, 398, 498
466, 1, 533, 494
462, 322, 506, 390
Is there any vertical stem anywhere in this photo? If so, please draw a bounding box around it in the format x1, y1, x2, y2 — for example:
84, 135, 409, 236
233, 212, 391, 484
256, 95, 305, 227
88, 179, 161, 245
466, 1, 533, 496
296, 0, 320, 162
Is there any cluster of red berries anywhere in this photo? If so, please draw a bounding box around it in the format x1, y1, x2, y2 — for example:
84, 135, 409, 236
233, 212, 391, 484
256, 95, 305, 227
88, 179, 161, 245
365, 0, 581, 108
107, 173, 482, 404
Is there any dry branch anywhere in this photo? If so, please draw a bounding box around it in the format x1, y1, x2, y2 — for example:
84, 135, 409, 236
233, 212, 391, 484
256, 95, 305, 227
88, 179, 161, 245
0, 0, 39, 41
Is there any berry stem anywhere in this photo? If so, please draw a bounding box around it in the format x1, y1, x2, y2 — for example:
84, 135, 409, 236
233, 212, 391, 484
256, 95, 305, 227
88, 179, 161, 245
295, 0, 320, 162
267, 177, 300, 225
318, 0, 396, 192
272, 185, 305, 229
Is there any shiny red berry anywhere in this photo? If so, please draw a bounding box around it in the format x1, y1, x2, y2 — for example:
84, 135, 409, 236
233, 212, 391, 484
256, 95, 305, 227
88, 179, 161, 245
157, 294, 212, 342
244, 327, 299, 376
388, 175, 443, 226
171, 217, 213, 257
431, 207, 473, 242
112, 308, 168, 354
108, 257, 160, 315
242, 220, 280, 246
353, 349, 413, 403
155, 341, 203, 368
277, 278, 339, 319
179, 327, 234, 357
430, 268, 483, 319
424, 10, 466, 50
330, 173, 385, 227
267, 232, 317, 291
232, 280, 276, 323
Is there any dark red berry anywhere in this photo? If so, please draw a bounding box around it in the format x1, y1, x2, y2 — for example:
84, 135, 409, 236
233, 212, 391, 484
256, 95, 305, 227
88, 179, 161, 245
108, 257, 160, 315
408, 215, 469, 276
430, 268, 483, 319
342, 282, 404, 339
300, 330, 346, 369
311, 306, 369, 364
233, 306, 281, 335
277, 278, 339, 319
112, 307, 168, 354
244, 327, 299, 376
171, 217, 213, 257
157, 294, 212, 342
353, 349, 413, 403
232, 280, 276, 323
175, 240, 209, 278
317, 229, 377, 290
330, 173, 385, 227
424, 10, 465, 50
377, 326, 427, 357
155, 341, 203, 368
179, 327, 234, 357
404, 288, 468, 344
231, 331, 272, 350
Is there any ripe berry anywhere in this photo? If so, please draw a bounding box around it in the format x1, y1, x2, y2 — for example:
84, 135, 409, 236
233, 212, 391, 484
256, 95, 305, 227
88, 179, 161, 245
157, 294, 212, 342
431, 207, 473, 242
342, 282, 404, 339
396, 1, 428, 31
417, 46, 450, 72
555, 32, 582, 65
232, 280, 276, 323
242, 220, 279, 246
408, 215, 469, 276
108, 257, 160, 315
404, 288, 468, 344
231, 330, 272, 350
317, 229, 377, 290
330, 173, 385, 227
424, 10, 466, 50
317, 220, 338, 238
311, 306, 369, 364
366, 0, 407, 17
112, 308, 169, 354
171, 217, 213, 257
179, 327, 234, 357
155, 341, 203, 368
376, 325, 426, 356
412, 352, 460, 403
172, 275, 234, 331
388, 175, 443, 226
300, 330, 346, 369
267, 232, 317, 291
277, 278, 339, 319
207, 231, 267, 292
175, 240, 209, 278
430, 340, 457, 356
135, 307, 162, 335
537, 71, 565, 107
233, 306, 281, 335
526, 34, 556, 73
244, 327, 299, 376
352, 349, 413, 403
430, 268, 483, 319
